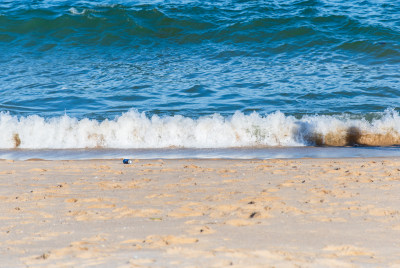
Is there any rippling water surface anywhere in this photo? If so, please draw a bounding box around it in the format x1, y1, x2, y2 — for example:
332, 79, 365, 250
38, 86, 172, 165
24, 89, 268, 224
0, 0, 400, 153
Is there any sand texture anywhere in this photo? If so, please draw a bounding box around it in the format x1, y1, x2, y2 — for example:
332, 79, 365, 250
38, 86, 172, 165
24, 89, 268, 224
1, 158, 400, 267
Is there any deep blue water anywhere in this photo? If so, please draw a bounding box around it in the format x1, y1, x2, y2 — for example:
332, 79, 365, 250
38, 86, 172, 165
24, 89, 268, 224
0, 0, 400, 154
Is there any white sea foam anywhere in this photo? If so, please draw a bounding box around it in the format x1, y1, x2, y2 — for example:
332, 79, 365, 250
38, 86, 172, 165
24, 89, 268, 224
68, 7, 105, 15
1, 110, 400, 149
68, 7, 84, 15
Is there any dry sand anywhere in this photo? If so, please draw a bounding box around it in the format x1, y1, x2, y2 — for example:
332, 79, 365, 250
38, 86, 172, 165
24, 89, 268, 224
1, 158, 400, 267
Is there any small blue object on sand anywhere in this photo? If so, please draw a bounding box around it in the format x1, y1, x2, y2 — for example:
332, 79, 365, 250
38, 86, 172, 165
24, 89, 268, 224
123, 159, 132, 164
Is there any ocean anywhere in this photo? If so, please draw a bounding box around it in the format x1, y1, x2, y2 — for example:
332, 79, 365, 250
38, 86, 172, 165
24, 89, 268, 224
1, 0, 400, 159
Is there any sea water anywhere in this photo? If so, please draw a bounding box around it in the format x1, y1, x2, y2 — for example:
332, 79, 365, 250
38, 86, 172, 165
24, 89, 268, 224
1, 0, 400, 159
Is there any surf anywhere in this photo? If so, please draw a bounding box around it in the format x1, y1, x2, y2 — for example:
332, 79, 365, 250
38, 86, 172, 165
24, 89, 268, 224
1, 109, 400, 149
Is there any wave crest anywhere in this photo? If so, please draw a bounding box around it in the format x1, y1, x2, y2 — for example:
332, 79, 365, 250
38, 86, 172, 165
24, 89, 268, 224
1, 110, 400, 149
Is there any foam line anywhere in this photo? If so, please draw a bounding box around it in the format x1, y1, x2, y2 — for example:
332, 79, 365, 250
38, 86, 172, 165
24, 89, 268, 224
0, 110, 399, 149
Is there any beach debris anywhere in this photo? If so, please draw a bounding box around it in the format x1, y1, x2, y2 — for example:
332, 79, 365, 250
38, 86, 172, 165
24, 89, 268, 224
36, 252, 50, 260
123, 159, 132, 164
249, 212, 260, 218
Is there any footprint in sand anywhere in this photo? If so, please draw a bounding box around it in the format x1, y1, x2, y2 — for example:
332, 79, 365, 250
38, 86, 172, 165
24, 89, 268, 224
224, 219, 256, 226
139, 235, 199, 249
323, 245, 374, 257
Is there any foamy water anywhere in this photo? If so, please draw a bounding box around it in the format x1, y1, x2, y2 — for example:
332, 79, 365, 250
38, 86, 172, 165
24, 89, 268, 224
1, 110, 400, 149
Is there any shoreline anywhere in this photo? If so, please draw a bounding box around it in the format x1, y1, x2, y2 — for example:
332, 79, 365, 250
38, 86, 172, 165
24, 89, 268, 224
1, 146, 400, 161
1, 158, 400, 267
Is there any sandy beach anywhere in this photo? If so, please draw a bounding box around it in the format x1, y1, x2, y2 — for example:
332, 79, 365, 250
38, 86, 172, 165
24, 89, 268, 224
1, 157, 400, 267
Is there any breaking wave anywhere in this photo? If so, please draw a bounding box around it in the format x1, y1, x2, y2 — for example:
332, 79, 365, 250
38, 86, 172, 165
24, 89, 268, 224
1, 110, 400, 149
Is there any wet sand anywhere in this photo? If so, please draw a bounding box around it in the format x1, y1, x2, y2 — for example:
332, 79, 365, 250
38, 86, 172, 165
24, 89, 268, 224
1, 158, 400, 267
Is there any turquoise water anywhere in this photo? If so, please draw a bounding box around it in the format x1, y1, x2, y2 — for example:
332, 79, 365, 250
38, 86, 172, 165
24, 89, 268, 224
1, 1, 400, 157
